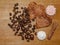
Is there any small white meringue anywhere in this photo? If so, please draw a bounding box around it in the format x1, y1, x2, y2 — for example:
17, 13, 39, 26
37, 31, 46, 40
45, 5, 56, 16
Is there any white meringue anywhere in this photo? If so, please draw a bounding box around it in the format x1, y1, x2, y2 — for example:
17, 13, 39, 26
37, 31, 46, 40
45, 5, 56, 16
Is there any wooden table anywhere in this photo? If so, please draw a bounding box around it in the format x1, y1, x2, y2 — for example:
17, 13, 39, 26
0, 0, 60, 45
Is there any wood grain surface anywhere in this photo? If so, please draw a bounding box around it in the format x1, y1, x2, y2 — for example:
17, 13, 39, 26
0, 0, 60, 45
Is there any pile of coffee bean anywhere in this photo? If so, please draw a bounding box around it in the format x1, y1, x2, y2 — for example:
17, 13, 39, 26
8, 3, 36, 42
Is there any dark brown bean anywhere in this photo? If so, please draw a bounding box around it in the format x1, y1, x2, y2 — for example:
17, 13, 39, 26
9, 13, 12, 16
14, 31, 18, 35
21, 35, 24, 40
26, 31, 30, 35
12, 27, 15, 31
34, 32, 37, 35
8, 23, 12, 28
14, 7, 19, 9
21, 7, 24, 9
14, 3, 18, 6
18, 11, 21, 13
32, 25, 35, 32
27, 35, 31, 39
18, 32, 23, 36
32, 19, 35, 21
27, 39, 30, 42
30, 34, 34, 40
25, 35, 28, 39
28, 24, 32, 28
9, 17, 13, 20
11, 19, 17, 23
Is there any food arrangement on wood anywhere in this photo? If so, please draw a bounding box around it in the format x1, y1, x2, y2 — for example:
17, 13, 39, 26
8, 2, 58, 42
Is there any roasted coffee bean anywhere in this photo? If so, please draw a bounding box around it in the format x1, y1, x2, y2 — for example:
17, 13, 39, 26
11, 19, 17, 23
14, 3, 18, 6
32, 28, 35, 32
21, 27, 25, 30
28, 24, 32, 28
11, 23, 16, 27
13, 7, 19, 12
23, 29, 27, 33
32, 19, 35, 21
18, 15, 21, 18
18, 32, 23, 36
14, 7, 19, 9
25, 34, 31, 40
27, 39, 30, 42
13, 15, 16, 19
22, 28, 28, 33
26, 31, 30, 35
12, 27, 16, 31
25, 35, 28, 39
30, 34, 34, 40
11, 19, 14, 23
16, 26, 20, 31
9, 13, 12, 16
13, 25, 18, 31
32, 25, 35, 32
29, 30, 32, 33
18, 11, 21, 13
24, 13, 29, 17
14, 31, 18, 35
21, 35, 24, 40
21, 7, 24, 9
23, 7, 29, 13
27, 35, 31, 39
16, 25, 20, 30
34, 32, 37, 35
9, 17, 12, 20
33, 25, 35, 28
27, 20, 31, 23
14, 11, 19, 15
13, 9, 17, 12
16, 28, 20, 32
8, 23, 12, 28
23, 19, 27, 23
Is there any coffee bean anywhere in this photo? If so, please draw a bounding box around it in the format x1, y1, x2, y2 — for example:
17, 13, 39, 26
12, 27, 15, 31
27, 35, 31, 39
8, 23, 12, 28
14, 31, 18, 35
21, 27, 25, 30
28, 24, 32, 28
32, 19, 35, 21
11, 19, 17, 23
9, 17, 12, 20
30, 34, 34, 40
9, 13, 12, 16
14, 3, 18, 6
32, 25, 35, 32
25, 35, 28, 39
21, 35, 24, 40
18, 32, 23, 36
27, 39, 30, 42
21, 7, 24, 9
17, 27, 20, 31
34, 32, 37, 35
26, 31, 30, 35
18, 11, 21, 13
14, 7, 19, 9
